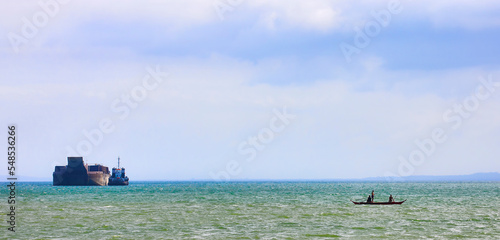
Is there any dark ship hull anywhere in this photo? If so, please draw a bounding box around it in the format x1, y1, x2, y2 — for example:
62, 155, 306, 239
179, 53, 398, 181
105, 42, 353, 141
351, 200, 406, 205
53, 157, 110, 186
52, 169, 88, 186
88, 171, 110, 186
108, 178, 129, 186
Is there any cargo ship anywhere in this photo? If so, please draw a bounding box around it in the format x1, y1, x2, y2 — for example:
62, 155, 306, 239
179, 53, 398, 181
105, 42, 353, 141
108, 157, 129, 186
53, 157, 111, 186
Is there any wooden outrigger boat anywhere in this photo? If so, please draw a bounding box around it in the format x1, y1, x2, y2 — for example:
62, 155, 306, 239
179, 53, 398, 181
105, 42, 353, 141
351, 199, 406, 205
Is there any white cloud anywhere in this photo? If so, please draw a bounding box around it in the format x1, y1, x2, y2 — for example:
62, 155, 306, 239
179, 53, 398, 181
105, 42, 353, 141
2, 1, 500, 180
4, 0, 499, 38
409, 0, 500, 29
5, 54, 500, 179
0, 0, 217, 29
248, 0, 341, 31
242, 0, 500, 32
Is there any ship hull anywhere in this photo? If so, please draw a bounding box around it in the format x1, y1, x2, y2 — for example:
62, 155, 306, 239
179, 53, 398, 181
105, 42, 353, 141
53, 172, 88, 186
88, 172, 111, 186
53, 157, 110, 186
108, 178, 129, 186
351, 200, 406, 205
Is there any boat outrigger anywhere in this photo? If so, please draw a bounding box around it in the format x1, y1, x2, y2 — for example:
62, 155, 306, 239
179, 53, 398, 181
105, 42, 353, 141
351, 199, 406, 205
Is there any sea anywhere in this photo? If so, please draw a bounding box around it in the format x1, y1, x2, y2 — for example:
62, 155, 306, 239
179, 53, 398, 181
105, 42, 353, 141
1, 182, 499, 239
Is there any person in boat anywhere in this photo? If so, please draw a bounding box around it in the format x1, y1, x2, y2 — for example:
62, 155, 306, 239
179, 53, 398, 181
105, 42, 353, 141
367, 195, 372, 203
371, 190, 375, 202
388, 195, 394, 203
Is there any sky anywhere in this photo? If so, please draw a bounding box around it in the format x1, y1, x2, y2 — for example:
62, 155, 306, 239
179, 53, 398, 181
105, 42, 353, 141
1, 0, 500, 181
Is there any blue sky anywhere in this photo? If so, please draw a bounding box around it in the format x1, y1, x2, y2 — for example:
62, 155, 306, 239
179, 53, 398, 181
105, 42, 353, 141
1, 0, 500, 180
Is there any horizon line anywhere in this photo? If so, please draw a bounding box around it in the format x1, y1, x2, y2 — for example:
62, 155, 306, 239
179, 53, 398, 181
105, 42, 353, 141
2, 172, 499, 182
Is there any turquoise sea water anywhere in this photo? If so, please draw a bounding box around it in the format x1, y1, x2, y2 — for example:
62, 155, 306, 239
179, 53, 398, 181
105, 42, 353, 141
1, 182, 499, 239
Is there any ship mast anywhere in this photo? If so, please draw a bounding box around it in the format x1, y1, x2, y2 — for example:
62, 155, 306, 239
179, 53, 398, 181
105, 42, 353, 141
118, 156, 120, 168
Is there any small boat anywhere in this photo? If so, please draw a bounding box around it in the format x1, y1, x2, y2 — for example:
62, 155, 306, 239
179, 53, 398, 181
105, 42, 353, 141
108, 157, 129, 186
351, 200, 406, 205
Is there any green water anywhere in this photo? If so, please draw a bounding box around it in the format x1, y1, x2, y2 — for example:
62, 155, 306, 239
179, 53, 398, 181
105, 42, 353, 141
1, 182, 499, 239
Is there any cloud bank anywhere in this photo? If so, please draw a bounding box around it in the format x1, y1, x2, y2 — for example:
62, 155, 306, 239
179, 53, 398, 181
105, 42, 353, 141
1, 0, 499, 180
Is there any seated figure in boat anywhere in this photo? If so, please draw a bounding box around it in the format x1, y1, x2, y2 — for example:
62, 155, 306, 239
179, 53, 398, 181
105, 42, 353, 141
367, 195, 372, 203
388, 195, 394, 202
